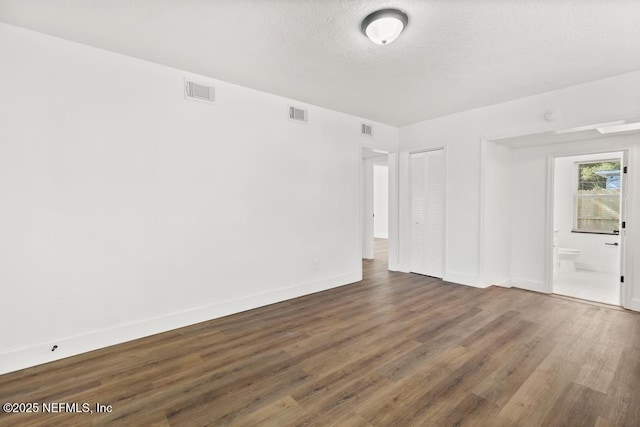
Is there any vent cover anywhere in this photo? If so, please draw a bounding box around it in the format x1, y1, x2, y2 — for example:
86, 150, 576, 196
289, 106, 308, 123
184, 78, 215, 105
361, 123, 374, 137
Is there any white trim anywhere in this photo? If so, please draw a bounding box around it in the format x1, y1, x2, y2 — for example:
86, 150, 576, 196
443, 271, 484, 288
492, 278, 513, 288
0, 272, 360, 375
510, 278, 548, 293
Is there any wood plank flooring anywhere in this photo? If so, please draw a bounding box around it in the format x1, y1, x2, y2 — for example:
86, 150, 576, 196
1, 238, 639, 426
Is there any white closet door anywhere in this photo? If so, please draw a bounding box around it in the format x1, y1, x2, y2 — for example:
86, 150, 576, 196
425, 150, 444, 277
410, 152, 427, 275
410, 150, 444, 278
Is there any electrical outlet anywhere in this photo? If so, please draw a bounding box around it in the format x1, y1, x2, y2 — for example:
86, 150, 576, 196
312, 258, 321, 270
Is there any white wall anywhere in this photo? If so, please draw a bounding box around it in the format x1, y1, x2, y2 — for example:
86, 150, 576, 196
373, 162, 388, 239
3, 22, 640, 375
554, 151, 622, 273
482, 142, 512, 286
400, 69, 640, 291
0, 23, 398, 374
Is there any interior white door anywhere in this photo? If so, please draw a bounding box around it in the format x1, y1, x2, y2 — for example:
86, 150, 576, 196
410, 149, 444, 278
620, 151, 630, 309
410, 152, 427, 274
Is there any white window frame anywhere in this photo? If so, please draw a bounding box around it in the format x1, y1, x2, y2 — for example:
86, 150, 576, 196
572, 158, 621, 235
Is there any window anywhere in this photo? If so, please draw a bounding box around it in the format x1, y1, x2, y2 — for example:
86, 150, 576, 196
574, 160, 621, 234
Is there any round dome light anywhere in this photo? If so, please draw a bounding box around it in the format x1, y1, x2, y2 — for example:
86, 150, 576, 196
361, 9, 409, 45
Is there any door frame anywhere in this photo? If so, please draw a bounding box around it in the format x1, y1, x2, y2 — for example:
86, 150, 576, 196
545, 148, 631, 307
362, 156, 390, 260
362, 157, 375, 260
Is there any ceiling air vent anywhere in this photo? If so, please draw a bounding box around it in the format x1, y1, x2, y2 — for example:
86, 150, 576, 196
184, 78, 215, 105
289, 106, 308, 123
361, 123, 374, 137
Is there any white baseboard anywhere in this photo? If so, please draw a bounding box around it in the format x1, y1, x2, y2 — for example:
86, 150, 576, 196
0, 272, 361, 375
443, 272, 485, 288
389, 263, 410, 273
491, 278, 513, 288
626, 298, 640, 312
509, 278, 549, 293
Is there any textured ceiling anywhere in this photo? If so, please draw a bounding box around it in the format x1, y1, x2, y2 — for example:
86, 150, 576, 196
1, 0, 639, 126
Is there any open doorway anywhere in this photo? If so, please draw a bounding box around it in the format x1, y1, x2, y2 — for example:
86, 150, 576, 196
373, 161, 389, 259
362, 147, 388, 262
552, 152, 624, 305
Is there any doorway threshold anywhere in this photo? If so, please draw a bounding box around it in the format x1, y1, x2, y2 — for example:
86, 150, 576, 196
550, 293, 624, 311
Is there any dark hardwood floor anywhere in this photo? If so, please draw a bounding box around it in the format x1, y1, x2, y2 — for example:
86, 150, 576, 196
1, 238, 639, 426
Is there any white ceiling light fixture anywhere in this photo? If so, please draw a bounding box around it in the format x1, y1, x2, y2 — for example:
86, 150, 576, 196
362, 9, 409, 45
